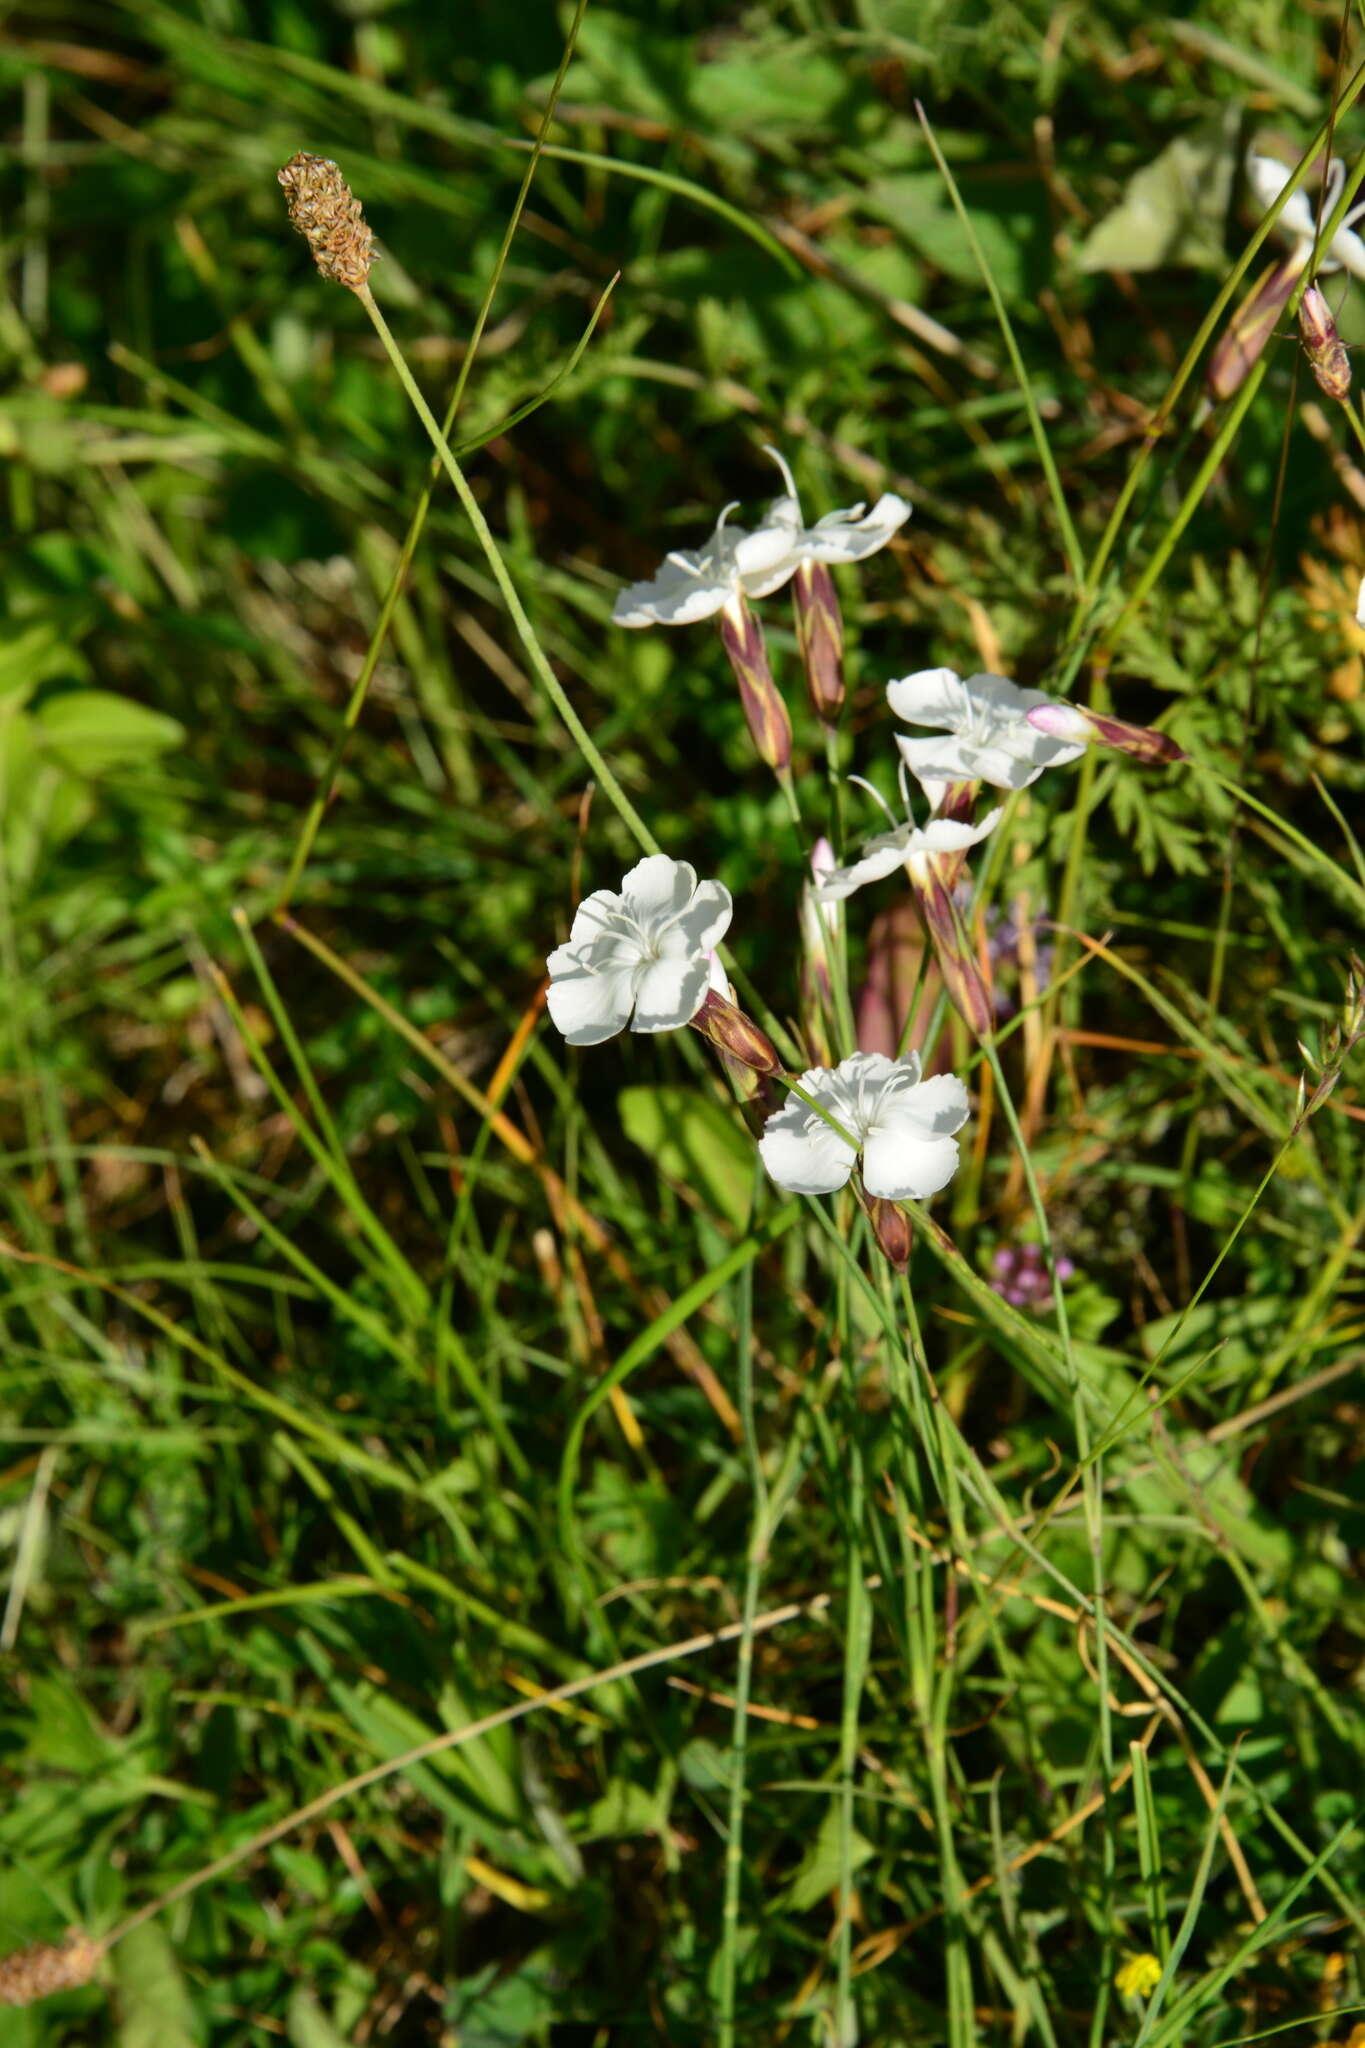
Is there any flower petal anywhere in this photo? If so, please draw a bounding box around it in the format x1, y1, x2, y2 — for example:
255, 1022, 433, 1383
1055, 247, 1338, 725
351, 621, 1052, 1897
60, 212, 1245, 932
671, 877, 733, 952
613, 566, 730, 627
758, 1105, 857, 1195
815, 834, 913, 902
545, 955, 637, 1045
861, 1126, 962, 1201
632, 954, 710, 1032
886, 667, 971, 732
620, 855, 700, 922
893, 1072, 970, 1136
803, 492, 912, 562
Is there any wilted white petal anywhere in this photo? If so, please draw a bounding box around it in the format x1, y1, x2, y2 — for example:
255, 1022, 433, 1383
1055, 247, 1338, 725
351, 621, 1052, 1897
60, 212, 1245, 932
803, 492, 912, 563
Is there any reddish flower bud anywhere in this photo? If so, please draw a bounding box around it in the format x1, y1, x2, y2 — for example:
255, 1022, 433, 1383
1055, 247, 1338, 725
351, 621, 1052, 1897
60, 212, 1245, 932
1207, 258, 1300, 403
917, 869, 996, 1038
1026, 702, 1184, 765
688, 988, 783, 1077
859, 1186, 913, 1271
793, 561, 846, 724
717, 596, 792, 774
1299, 284, 1351, 402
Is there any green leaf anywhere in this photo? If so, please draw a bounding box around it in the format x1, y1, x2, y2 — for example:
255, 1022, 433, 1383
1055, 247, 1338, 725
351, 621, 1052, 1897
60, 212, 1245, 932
778, 1803, 874, 1913
33, 691, 186, 778
0, 616, 91, 707
287, 1987, 353, 2048
862, 172, 1050, 298
618, 1085, 754, 1229
114, 1923, 197, 2048
1078, 111, 1241, 274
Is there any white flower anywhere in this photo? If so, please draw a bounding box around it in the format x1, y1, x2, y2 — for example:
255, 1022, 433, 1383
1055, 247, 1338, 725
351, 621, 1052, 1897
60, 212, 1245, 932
759, 1050, 969, 1199
1247, 152, 1365, 280
611, 451, 910, 629
814, 771, 1001, 903
761, 448, 911, 567
546, 856, 732, 1045
613, 504, 802, 628
1355, 574, 1365, 629
888, 667, 1085, 795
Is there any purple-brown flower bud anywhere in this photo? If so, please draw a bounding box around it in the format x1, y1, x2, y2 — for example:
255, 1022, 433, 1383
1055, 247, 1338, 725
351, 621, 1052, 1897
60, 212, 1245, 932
793, 561, 845, 724
1299, 284, 1351, 402
1207, 258, 1299, 403
1026, 702, 1185, 765
858, 1186, 913, 1271
278, 152, 375, 293
717, 596, 792, 774
688, 988, 783, 1077
917, 869, 995, 1039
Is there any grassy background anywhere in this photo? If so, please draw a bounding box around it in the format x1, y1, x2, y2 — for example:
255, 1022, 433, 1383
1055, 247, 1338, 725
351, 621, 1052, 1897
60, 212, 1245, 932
3, 0, 1365, 2041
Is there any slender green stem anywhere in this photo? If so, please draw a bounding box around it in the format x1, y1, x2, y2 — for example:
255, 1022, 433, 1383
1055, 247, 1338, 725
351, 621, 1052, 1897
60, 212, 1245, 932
717, 1244, 765, 2047
915, 103, 1084, 588
358, 282, 657, 856
276, 0, 594, 907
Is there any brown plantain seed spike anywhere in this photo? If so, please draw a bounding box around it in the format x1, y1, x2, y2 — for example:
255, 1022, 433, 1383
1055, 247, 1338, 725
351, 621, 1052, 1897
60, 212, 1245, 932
277, 152, 375, 292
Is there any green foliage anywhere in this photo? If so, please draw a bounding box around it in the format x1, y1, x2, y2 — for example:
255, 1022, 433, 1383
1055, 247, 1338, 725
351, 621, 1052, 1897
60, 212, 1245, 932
1, 1, 1364, 2044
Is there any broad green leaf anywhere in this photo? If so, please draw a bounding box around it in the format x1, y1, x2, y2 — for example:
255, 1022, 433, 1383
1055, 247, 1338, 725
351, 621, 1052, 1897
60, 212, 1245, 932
34, 691, 186, 777
1078, 111, 1241, 273
114, 1923, 197, 2048
862, 172, 1050, 298
618, 1085, 754, 1229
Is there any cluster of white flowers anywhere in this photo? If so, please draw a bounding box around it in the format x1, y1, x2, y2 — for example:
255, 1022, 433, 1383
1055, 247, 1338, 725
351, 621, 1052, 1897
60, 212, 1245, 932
543, 448, 1183, 1215
612, 448, 911, 632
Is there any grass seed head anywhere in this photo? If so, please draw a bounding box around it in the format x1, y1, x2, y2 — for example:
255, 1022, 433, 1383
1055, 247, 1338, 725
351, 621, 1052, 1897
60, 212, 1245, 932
0, 1932, 104, 2007
278, 152, 375, 292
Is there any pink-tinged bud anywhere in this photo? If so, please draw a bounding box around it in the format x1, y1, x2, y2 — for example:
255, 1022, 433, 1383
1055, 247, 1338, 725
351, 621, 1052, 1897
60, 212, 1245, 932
793, 561, 845, 724
1207, 258, 1300, 403
1299, 285, 1351, 402
717, 596, 792, 774
858, 1186, 913, 1271
917, 869, 995, 1038
1025, 702, 1184, 764
688, 988, 783, 1077
931, 778, 982, 826
800, 841, 840, 1067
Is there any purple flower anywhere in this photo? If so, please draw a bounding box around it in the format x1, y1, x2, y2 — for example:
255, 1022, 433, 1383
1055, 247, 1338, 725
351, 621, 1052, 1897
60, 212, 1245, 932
990, 1242, 1074, 1310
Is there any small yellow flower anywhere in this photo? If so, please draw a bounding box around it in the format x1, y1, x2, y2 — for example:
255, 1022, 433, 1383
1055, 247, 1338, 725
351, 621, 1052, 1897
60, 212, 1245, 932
1115, 1953, 1163, 1999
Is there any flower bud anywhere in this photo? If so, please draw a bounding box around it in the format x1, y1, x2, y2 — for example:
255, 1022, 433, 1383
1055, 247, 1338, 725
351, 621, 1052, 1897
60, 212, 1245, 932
799, 841, 840, 1067
278, 153, 376, 293
717, 596, 792, 774
916, 869, 996, 1038
1025, 702, 1184, 764
859, 1187, 913, 1271
687, 988, 783, 1077
1207, 259, 1299, 403
1298, 284, 1351, 402
793, 561, 845, 724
